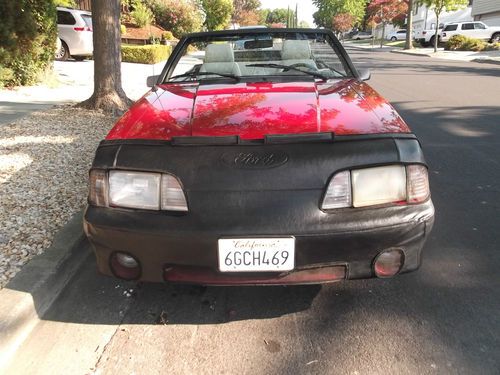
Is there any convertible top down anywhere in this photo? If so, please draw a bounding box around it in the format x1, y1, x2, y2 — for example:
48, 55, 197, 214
84, 28, 434, 285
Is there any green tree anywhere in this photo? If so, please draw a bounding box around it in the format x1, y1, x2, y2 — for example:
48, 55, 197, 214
262, 8, 295, 26
202, 0, 233, 30
313, 0, 367, 27
422, 0, 468, 52
130, 0, 154, 27
298, 20, 311, 28
259, 9, 270, 24
0, 0, 57, 87
54, 0, 77, 6
152, 0, 204, 38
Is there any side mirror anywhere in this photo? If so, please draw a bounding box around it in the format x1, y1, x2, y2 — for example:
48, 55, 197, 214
146, 75, 159, 87
357, 69, 371, 81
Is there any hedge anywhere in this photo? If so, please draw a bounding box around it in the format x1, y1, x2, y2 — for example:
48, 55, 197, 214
0, 0, 57, 87
446, 35, 500, 52
121, 44, 172, 64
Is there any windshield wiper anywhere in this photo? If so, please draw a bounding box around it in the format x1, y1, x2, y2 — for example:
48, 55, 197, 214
245, 63, 329, 81
315, 59, 347, 77
169, 71, 240, 81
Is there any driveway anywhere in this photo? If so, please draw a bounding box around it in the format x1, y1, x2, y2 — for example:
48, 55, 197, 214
3, 48, 500, 375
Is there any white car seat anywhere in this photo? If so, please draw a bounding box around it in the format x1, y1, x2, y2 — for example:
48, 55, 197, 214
281, 40, 316, 68
200, 44, 242, 76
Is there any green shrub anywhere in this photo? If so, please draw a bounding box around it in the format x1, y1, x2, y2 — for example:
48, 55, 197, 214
446, 35, 489, 52
121, 24, 127, 35
483, 42, 500, 51
445, 35, 468, 50
0, 64, 14, 88
121, 44, 172, 64
463, 38, 487, 51
0, 0, 57, 87
131, 0, 154, 27
162, 31, 175, 40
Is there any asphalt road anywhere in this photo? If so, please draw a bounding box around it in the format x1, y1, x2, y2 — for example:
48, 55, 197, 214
5, 48, 500, 375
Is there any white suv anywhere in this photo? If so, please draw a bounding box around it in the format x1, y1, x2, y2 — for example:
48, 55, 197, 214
55, 7, 93, 61
440, 22, 500, 43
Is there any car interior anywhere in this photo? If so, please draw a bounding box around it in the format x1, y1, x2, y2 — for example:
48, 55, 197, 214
169, 36, 348, 81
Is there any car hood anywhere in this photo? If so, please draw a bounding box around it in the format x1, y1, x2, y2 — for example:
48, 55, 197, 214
106, 80, 409, 140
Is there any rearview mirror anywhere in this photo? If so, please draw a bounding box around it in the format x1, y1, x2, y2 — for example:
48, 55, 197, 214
357, 69, 371, 81
244, 39, 273, 49
146, 75, 159, 87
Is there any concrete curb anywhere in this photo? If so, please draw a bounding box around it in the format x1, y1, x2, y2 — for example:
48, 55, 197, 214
344, 44, 395, 51
391, 49, 500, 65
0, 210, 91, 369
390, 49, 432, 57
472, 58, 500, 66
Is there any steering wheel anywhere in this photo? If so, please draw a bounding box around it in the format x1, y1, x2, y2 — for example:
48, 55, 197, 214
282, 63, 318, 72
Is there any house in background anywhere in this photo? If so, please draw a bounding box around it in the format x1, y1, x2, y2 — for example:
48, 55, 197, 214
371, 2, 473, 39
412, 2, 473, 32
472, 0, 500, 26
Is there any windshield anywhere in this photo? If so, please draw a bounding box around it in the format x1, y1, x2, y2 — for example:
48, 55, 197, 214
165, 31, 352, 83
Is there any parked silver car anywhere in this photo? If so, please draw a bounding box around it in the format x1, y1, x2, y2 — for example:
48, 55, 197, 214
387, 29, 407, 41
55, 7, 93, 61
351, 31, 373, 40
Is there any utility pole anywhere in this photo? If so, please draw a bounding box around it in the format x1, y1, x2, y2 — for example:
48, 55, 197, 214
295, 3, 298, 28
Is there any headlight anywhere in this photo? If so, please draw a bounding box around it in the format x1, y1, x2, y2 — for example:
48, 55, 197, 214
89, 169, 188, 211
352, 165, 406, 207
321, 164, 429, 210
109, 171, 161, 210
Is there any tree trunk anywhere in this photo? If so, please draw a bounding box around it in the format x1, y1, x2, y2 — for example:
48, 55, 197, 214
433, 13, 440, 53
405, 0, 414, 50
79, 0, 131, 114
380, 23, 386, 48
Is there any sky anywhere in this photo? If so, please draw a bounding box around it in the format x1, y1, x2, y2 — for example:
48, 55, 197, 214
259, 0, 318, 27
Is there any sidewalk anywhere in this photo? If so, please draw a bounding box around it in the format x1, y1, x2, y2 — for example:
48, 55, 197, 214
0, 59, 166, 125
392, 48, 500, 65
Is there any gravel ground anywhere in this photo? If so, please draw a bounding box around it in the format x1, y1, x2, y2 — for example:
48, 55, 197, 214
0, 106, 114, 288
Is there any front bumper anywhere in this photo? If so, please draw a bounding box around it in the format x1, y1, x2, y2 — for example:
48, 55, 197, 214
84, 200, 434, 284
84, 135, 434, 285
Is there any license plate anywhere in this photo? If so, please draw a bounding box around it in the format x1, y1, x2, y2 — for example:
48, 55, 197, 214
218, 238, 295, 272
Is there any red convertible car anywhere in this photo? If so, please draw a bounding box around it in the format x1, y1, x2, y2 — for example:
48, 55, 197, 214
84, 29, 434, 285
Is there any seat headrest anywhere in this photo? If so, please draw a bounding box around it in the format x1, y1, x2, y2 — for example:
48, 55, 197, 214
204, 44, 235, 63
281, 40, 312, 60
